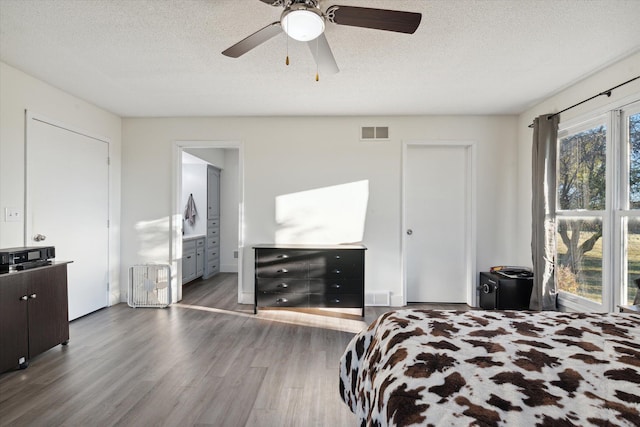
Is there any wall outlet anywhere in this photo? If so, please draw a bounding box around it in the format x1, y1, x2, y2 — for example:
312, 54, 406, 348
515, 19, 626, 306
4, 207, 21, 222
233, 251, 238, 259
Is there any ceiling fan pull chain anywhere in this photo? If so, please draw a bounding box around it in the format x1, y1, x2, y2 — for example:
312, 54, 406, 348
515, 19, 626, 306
315, 37, 319, 81
285, 17, 290, 66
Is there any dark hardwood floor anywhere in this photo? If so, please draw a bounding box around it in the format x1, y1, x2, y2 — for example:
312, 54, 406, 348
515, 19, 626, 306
0, 273, 468, 426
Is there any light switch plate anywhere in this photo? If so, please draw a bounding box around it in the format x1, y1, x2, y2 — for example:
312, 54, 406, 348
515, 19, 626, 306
4, 207, 22, 222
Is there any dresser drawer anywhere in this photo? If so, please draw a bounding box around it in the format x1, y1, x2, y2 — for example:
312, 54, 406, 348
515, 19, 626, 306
256, 278, 308, 293
256, 292, 308, 307
183, 239, 196, 251
308, 293, 362, 308
206, 248, 219, 260
309, 279, 362, 294
207, 227, 220, 238
324, 250, 363, 267
256, 263, 307, 278
308, 263, 362, 279
255, 249, 312, 265
207, 236, 219, 249
207, 261, 219, 275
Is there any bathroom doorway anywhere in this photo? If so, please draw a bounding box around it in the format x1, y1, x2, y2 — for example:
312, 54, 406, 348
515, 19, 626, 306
172, 141, 244, 303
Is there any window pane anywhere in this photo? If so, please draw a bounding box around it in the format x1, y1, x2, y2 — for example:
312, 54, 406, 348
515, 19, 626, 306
624, 217, 640, 305
556, 218, 602, 302
628, 112, 640, 209
558, 125, 606, 210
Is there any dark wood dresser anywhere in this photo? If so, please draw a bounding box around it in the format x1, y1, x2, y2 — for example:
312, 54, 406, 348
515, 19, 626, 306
253, 244, 366, 316
0, 262, 70, 373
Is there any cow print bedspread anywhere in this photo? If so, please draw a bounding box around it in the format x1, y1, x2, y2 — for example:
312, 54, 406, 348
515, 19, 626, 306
339, 309, 640, 426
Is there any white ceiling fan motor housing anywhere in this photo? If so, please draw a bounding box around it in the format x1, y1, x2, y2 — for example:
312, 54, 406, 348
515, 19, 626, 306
281, 2, 325, 41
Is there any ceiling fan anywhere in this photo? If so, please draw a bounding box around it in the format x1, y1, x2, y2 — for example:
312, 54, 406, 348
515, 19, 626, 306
221, 0, 422, 78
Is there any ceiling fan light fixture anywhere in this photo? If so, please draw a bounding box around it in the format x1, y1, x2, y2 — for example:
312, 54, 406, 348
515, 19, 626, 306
281, 6, 325, 42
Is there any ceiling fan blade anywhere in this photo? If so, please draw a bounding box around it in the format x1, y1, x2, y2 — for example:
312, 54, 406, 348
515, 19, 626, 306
307, 33, 339, 74
326, 5, 422, 34
222, 22, 282, 58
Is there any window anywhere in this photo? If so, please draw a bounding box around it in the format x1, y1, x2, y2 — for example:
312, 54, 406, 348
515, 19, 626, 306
555, 101, 640, 311
620, 105, 640, 306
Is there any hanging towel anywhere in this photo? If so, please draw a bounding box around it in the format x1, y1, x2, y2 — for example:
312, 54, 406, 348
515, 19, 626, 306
184, 193, 198, 226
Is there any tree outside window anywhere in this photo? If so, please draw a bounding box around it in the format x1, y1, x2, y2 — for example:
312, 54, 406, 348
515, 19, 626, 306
556, 125, 606, 303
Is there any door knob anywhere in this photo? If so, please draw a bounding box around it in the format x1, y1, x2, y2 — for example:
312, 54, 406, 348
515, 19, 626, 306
33, 234, 46, 242
406, 229, 413, 235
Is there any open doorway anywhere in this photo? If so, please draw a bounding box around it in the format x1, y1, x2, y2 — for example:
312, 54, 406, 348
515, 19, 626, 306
171, 141, 244, 304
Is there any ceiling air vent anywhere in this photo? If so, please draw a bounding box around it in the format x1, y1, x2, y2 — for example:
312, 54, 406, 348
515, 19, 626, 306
361, 126, 389, 141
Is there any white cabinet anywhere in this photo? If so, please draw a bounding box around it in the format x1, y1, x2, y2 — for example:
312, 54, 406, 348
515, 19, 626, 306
196, 239, 204, 277
205, 165, 221, 279
207, 166, 220, 220
183, 236, 205, 284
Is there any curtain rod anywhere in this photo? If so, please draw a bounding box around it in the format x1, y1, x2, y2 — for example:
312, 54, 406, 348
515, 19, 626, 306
527, 75, 640, 128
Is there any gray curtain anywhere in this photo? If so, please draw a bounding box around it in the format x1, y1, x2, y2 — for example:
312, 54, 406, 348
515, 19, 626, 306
531, 114, 559, 310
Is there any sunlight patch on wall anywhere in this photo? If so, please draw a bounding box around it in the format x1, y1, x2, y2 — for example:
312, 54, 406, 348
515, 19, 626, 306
275, 180, 369, 244
135, 216, 171, 261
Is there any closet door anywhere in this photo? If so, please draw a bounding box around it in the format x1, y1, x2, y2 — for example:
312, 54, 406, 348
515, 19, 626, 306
404, 143, 473, 304
26, 114, 109, 320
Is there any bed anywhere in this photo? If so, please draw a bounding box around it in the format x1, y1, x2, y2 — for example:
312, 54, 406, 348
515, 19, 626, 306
339, 309, 640, 426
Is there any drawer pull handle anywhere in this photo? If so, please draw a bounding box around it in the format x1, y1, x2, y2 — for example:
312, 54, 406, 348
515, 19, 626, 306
30, 294, 37, 299
277, 254, 289, 259
334, 255, 341, 259
277, 283, 288, 288
332, 269, 342, 274
331, 299, 340, 303
330, 284, 341, 289
276, 297, 288, 303
20, 295, 28, 301
277, 269, 289, 273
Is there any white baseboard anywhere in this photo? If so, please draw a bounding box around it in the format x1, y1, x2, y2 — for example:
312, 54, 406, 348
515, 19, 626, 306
241, 292, 254, 305
390, 294, 405, 307
220, 263, 238, 273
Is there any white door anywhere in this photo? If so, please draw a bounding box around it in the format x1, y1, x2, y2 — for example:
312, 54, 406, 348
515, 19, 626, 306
404, 143, 472, 303
26, 115, 109, 320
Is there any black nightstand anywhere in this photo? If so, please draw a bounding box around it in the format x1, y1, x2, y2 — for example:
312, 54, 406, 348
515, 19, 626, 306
479, 271, 533, 310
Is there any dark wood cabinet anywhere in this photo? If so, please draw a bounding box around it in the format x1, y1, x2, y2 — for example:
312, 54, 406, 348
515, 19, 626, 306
254, 244, 366, 316
0, 273, 29, 372
0, 263, 70, 373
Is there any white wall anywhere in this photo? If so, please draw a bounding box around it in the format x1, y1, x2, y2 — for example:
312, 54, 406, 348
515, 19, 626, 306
515, 52, 640, 265
220, 149, 239, 273
0, 61, 122, 304
181, 162, 207, 237
122, 115, 519, 305
184, 148, 225, 169
4, 54, 637, 308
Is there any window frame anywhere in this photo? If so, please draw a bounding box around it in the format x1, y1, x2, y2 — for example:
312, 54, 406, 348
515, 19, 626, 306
556, 114, 611, 312
555, 99, 640, 312
616, 102, 640, 307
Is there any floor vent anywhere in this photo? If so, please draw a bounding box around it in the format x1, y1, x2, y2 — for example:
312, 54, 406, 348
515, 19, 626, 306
365, 291, 391, 306
361, 126, 389, 141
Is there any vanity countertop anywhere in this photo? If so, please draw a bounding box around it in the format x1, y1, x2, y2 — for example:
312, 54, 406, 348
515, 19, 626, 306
183, 234, 205, 242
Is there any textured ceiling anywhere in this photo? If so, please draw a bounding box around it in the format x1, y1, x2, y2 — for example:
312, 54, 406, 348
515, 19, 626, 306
1, 0, 639, 117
